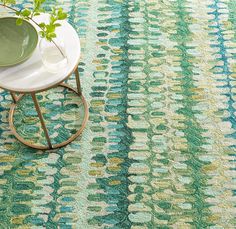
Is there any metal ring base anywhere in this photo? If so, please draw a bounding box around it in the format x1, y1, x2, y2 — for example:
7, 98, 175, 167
9, 83, 89, 150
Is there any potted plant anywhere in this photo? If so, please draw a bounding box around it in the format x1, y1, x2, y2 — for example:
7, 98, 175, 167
0, 0, 68, 71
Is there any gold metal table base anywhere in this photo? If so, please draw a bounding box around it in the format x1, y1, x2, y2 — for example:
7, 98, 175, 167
8, 70, 89, 150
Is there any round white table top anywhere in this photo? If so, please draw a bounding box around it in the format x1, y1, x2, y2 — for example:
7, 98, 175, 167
0, 14, 80, 93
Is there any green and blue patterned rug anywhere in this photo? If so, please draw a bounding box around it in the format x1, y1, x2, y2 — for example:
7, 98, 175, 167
0, 0, 236, 228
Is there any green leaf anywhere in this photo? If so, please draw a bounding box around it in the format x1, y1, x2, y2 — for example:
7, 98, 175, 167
21, 9, 31, 17
58, 12, 67, 20
39, 31, 45, 38
50, 15, 56, 24
33, 0, 46, 10
39, 22, 45, 29
45, 35, 52, 42
2, 0, 16, 4
16, 18, 23, 26
54, 23, 61, 27
46, 24, 56, 33
48, 33, 56, 38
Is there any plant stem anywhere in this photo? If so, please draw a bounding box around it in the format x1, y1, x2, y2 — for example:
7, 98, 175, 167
0, 3, 66, 58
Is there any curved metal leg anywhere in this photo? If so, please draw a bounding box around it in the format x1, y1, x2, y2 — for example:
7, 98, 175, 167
31, 93, 53, 149
75, 68, 82, 95
10, 92, 17, 104
9, 85, 88, 150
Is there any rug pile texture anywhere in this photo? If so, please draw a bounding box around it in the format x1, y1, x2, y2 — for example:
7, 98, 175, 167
0, 0, 236, 228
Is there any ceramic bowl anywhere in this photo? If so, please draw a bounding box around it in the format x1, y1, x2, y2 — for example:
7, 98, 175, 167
0, 17, 38, 67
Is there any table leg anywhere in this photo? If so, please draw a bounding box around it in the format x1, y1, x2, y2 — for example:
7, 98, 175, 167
31, 93, 53, 149
75, 68, 82, 95
10, 92, 17, 104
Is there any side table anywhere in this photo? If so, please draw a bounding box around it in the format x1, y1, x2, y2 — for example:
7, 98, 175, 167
0, 14, 88, 150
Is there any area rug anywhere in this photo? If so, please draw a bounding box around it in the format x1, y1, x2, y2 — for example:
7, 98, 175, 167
0, 0, 236, 228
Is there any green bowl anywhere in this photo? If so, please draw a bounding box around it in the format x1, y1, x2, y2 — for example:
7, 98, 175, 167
0, 17, 38, 67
